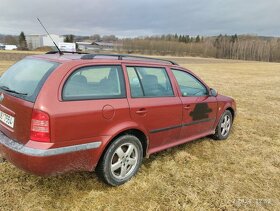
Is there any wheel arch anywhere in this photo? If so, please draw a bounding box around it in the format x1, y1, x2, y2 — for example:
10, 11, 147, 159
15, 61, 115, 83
225, 106, 235, 121
96, 127, 149, 171
109, 129, 148, 157
214, 102, 235, 130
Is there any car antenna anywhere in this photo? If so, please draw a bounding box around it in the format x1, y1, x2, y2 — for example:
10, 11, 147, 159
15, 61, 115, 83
37, 18, 63, 56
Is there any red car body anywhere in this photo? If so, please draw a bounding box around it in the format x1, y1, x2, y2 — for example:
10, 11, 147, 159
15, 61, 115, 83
0, 53, 236, 176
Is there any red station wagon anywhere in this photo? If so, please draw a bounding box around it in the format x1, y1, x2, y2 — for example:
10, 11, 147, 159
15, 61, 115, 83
0, 52, 236, 186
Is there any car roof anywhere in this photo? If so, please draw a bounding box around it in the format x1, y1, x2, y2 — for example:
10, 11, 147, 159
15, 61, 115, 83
27, 52, 180, 67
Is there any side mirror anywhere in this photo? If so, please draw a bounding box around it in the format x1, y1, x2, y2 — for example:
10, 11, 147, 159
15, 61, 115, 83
210, 88, 218, 97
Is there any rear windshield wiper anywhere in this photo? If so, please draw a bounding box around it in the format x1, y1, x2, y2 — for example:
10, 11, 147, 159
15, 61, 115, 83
0, 86, 28, 96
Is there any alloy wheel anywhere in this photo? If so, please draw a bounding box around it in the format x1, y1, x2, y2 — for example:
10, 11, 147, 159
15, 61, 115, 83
110, 143, 139, 180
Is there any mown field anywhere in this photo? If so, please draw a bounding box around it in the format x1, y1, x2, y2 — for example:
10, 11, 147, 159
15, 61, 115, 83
0, 51, 279, 210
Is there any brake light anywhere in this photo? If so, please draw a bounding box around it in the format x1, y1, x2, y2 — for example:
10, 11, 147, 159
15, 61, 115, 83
30, 110, 50, 142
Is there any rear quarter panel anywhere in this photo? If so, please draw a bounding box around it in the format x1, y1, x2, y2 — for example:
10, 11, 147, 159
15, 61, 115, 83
34, 61, 139, 146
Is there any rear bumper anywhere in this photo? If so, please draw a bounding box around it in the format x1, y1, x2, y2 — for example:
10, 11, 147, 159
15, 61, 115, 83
0, 131, 102, 176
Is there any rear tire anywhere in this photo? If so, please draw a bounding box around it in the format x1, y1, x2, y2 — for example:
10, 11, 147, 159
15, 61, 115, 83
212, 110, 233, 140
96, 135, 143, 186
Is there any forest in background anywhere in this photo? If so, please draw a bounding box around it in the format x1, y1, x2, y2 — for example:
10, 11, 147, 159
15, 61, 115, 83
1, 33, 280, 62
122, 34, 280, 62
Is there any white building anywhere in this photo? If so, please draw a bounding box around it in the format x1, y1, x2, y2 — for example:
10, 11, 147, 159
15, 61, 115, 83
26, 35, 42, 49
26, 34, 65, 50
42, 34, 64, 47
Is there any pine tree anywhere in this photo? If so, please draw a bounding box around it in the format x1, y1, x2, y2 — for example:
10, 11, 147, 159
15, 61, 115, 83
69, 34, 74, 43
186, 35, 190, 43
64, 36, 70, 42
195, 35, 200, 43
214, 34, 222, 48
64, 35, 74, 43
230, 34, 238, 43
179, 35, 182, 42
18, 32, 27, 50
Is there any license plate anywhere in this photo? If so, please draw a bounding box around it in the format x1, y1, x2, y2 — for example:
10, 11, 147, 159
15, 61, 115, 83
0, 111, 15, 128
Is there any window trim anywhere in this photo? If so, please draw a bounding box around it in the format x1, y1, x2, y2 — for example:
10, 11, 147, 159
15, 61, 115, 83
126, 65, 175, 98
171, 68, 209, 97
133, 67, 146, 96
62, 65, 127, 101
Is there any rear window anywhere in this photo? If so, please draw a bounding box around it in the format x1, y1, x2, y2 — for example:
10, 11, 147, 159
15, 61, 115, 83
0, 58, 59, 102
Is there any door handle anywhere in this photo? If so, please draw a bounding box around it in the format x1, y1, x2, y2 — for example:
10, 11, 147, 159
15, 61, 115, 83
136, 109, 147, 114
184, 105, 191, 110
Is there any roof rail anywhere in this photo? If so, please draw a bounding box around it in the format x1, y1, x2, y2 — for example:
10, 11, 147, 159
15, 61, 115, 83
80, 54, 178, 65
46, 51, 88, 55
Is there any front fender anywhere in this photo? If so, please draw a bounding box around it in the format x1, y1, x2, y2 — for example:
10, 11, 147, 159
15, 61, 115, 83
213, 101, 235, 129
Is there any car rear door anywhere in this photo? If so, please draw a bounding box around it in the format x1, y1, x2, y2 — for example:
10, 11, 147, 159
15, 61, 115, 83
171, 68, 218, 140
124, 65, 183, 154
53, 64, 131, 143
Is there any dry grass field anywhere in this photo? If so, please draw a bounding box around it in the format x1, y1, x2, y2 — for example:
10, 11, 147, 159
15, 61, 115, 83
0, 52, 279, 211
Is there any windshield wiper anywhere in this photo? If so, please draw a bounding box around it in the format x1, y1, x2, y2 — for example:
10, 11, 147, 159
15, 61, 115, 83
0, 86, 28, 96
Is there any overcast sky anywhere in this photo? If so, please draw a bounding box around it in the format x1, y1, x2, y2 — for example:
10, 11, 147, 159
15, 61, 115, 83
0, 0, 279, 37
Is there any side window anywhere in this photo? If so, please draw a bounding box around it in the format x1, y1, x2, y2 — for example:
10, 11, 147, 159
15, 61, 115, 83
63, 65, 125, 100
127, 66, 174, 97
172, 69, 208, 97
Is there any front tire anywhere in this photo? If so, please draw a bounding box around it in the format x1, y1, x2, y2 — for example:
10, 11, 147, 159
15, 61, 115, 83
96, 135, 143, 186
212, 110, 233, 140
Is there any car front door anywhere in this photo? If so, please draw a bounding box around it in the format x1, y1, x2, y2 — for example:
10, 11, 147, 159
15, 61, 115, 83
125, 65, 183, 154
171, 68, 218, 140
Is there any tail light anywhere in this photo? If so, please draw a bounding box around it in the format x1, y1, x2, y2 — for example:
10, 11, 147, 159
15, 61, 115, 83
30, 110, 50, 142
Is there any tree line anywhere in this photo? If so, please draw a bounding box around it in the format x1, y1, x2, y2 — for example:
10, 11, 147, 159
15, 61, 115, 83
2, 32, 280, 62
122, 34, 280, 62
0, 31, 28, 50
